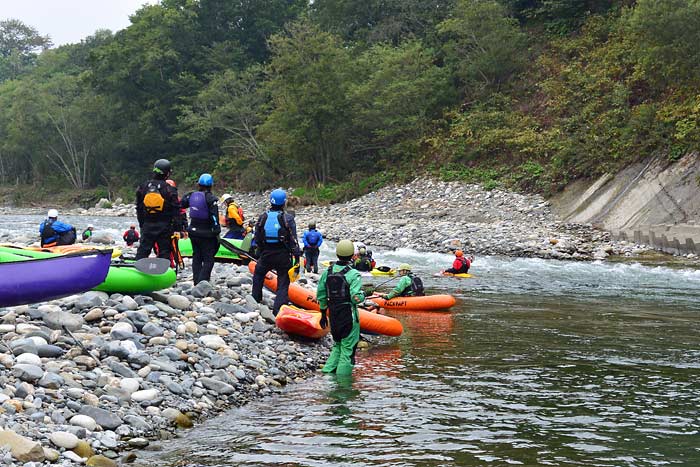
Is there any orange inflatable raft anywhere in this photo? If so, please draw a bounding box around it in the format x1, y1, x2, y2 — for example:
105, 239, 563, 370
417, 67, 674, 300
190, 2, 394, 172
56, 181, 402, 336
248, 262, 403, 337
369, 294, 456, 311
276, 305, 328, 339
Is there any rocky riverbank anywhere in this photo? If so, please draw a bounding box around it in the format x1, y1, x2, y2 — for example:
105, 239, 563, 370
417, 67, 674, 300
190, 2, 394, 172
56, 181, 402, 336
0, 263, 331, 466
25, 178, 650, 261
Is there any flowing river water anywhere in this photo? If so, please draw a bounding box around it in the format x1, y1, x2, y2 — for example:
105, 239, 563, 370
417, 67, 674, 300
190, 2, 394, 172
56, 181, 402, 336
6, 214, 700, 466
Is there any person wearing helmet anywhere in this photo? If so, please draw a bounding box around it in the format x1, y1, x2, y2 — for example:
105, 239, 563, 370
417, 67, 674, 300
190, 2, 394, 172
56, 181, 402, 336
352, 245, 375, 272
81, 224, 95, 241
180, 173, 221, 284
317, 239, 365, 376
39, 209, 77, 247
135, 159, 180, 261
445, 249, 473, 274
167, 179, 188, 234
302, 221, 323, 273
220, 193, 245, 240
381, 263, 425, 299
252, 188, 302, 315
123, 224, 140, 246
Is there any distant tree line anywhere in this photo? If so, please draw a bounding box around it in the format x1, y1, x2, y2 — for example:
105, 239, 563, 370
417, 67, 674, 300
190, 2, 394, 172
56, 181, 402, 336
0, 0, 697, 198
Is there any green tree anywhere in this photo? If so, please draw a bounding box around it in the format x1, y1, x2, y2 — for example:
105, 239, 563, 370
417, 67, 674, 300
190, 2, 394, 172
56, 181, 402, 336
261, 19, 356, 184
626, 0, 700, 87
439, 0, 528, 96
351, 40, 454, 160
178, 65, 274, 188
311, 0, 456, 45
0, 19, 52, 81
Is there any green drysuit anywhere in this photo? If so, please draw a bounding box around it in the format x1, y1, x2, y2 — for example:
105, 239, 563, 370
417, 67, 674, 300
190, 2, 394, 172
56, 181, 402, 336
317, 262, 365, 376
385, 274, 413, 299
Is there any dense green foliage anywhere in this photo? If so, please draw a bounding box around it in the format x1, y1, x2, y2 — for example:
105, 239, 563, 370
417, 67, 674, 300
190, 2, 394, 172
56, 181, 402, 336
0, 0, 698, 203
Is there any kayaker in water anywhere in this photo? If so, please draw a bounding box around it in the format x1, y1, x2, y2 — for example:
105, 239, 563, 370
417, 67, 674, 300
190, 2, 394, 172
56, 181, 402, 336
317, 239, 365, 376
444, 250, 473, 274
39, 209, 77, 247
220, 194, 246, 240
302, 221, 323, 273
252, 188, 301, 316
352, 246, 375, 272
379, 263, 425, 299
180, 173, 220, 284
123, 225, 140, 246
135, 159, 180, 261
81, 224, 94, 241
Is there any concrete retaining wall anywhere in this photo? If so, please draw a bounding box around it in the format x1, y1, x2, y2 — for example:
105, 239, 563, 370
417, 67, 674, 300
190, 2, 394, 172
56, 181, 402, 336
549, 153, 700, 255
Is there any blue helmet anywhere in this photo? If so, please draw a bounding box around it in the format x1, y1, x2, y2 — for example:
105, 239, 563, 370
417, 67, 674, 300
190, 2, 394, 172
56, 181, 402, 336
198, 173, 213, 187
270, 188, 287, 206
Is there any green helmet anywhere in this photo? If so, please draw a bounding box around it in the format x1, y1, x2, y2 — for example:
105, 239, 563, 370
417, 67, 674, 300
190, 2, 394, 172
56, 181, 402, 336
336, 239, 354, 257
398, 263, 412, 272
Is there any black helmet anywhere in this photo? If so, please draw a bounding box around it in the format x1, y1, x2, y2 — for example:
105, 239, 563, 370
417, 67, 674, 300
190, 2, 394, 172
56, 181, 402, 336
309, 222, 316, 229
153, 159, 171, 175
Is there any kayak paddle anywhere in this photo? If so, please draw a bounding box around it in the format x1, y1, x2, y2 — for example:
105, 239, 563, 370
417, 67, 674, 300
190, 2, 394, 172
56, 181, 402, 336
112, 257, 171, 275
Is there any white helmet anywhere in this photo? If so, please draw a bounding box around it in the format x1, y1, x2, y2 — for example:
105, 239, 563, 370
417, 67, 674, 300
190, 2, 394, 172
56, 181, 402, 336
87, 224, 94, 229
47, 209, 58, 218
220, 194, 233, 204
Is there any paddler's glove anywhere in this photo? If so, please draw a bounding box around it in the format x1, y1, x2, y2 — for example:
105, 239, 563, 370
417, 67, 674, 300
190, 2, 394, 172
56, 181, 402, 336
319, 309, 328, 329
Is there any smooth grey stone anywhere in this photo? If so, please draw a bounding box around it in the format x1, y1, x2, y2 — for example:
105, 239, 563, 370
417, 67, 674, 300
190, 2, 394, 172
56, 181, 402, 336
12, 363, 43, 382
124, 414, 152, 432
199, 377, 235, 395
106, 342, 130, 360
42, 311, 84, 331
36, 344, 65, 358
141, 304, 160, 314
127, 352, 151, 367
80, 406, 123, 430
149, 359, 178, 374
108, 360, 137, 378
161, 348, 183, 362
252, 321, 271, 333
76, 292, 106, 309
210, 354, 231, 369
213, 303, 247, 316
142, 323, 164, 337
191, 281, 213, 298
126, 310, 149, 330
51, 410, 67, 424
10, 338, 37, 355
38, 372, 64, 389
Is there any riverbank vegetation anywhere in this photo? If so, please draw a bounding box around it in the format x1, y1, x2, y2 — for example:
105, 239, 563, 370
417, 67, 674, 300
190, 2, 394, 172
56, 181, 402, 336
0, 0, 698, 205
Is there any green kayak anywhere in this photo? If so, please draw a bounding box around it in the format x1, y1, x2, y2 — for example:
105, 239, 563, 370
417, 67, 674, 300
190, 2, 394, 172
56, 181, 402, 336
0, 246, 176, 294
178, 236, 251, 263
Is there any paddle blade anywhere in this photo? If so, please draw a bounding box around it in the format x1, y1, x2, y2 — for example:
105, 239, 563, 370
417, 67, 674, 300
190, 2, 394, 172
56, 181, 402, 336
240, 233, 253, 252
133, 257, 171, 275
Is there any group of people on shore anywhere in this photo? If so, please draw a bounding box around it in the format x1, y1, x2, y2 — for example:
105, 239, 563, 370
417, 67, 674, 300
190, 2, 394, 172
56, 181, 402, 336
39, 158, 472, 376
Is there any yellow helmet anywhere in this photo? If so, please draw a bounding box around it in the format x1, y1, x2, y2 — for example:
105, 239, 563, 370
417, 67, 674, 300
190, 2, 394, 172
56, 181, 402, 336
336, 240, 355, 257
398, 263, 411, 272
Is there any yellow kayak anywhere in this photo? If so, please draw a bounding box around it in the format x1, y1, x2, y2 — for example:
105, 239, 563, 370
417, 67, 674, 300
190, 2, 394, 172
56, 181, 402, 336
370, 268, 396, 276
438, 271, 474, 279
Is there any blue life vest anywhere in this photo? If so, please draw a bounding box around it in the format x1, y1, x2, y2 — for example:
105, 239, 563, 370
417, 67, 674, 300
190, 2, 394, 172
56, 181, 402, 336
264, 211, 283, 244
189, 192, 209, 221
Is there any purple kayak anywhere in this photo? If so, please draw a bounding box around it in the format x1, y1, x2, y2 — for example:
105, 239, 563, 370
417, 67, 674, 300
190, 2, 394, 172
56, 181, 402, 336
0, 249, 112, 307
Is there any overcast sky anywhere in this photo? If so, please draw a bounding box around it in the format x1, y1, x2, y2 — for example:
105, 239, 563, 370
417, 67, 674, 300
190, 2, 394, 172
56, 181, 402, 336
1, 0, 159, 47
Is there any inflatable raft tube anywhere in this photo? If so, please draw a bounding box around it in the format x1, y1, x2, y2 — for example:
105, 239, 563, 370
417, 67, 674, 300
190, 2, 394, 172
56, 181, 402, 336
276, 305, 328, 339
248, 262, 403, 337
369, 294, 456, 311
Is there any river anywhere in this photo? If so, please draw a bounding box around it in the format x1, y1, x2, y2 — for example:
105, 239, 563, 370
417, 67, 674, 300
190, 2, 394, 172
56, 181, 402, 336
5, 213, 699, 465
122, 245, 700, 467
